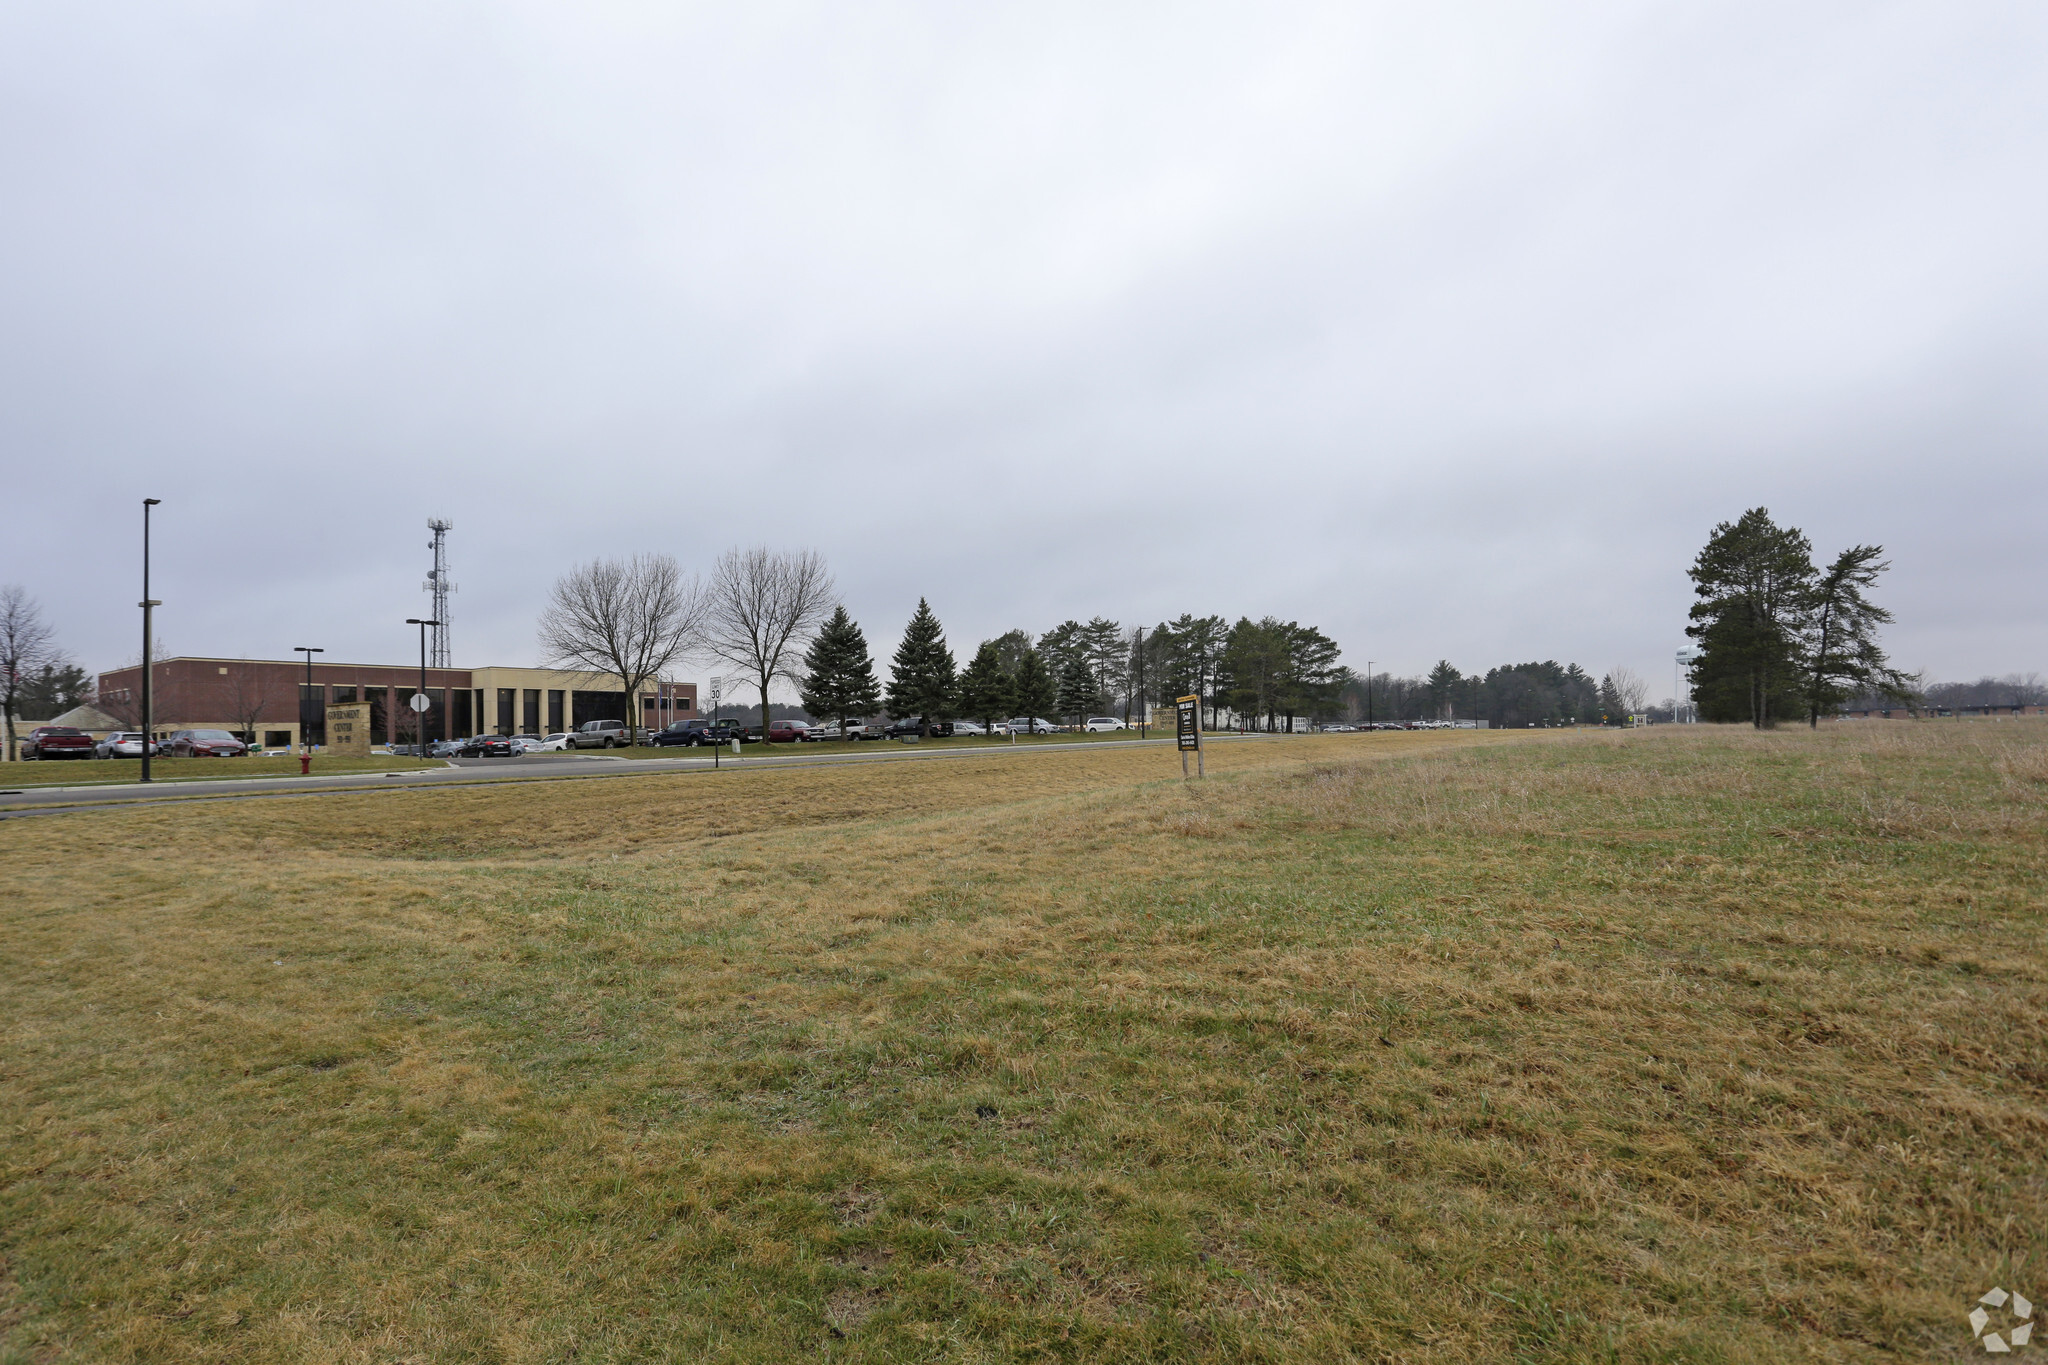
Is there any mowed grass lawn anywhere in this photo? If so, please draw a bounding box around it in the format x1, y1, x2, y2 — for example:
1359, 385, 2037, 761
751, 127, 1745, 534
2, 725, 2043, 1362
0, 754, 440, 789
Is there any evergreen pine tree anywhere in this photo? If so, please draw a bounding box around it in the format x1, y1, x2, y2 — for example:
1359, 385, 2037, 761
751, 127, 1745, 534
886, 599, 956, 738
1803, 545, 1912, 726
1056, 653, 1097, 727
1687, 508, 1815, 728
1012, 647, 1058, 730
957, 641, 1015, 736
798, 606, 881, 738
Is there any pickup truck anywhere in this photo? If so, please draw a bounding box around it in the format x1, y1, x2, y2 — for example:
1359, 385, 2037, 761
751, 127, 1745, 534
567, 719, 631, 749
20, 726, 96, 759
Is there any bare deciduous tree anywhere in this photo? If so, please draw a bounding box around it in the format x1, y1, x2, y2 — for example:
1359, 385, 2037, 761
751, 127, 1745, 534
703, 548, 837, 737
1607, 666, 1650, 716
538, 554, 706, 745
223, 661, 274, 747
1, 586, 58, 762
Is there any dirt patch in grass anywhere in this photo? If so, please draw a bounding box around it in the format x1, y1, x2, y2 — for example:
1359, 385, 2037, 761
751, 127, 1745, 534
2, 723, 2043, 1361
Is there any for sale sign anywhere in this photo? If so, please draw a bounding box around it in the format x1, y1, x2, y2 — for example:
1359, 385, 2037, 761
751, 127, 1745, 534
1176, 695, 1200, 750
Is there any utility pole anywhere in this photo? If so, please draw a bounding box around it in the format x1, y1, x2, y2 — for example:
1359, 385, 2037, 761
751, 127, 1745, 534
139, 498, 162, 782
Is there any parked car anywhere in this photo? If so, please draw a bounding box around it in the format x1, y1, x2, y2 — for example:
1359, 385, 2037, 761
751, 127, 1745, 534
841, 720, 884, 741
568, 719, 631, 749
167, 728, 248, 757
1006, 717, 1063, 737
1322, 723, 1357, 733
20, 726, 96, 759
946, 720, 987, 737
799, 722, 838, 741
428, 739, 464, 757
1083, 717, 1126, 732
94, 731, 158, 759
766, 719, 811, 742
472, 734, 520, 757
508, 735, 546, 754
537, 733, 571, 751
883, 716, 930, 739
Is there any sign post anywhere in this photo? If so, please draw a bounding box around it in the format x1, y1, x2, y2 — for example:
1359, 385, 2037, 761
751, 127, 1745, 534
1176, 693, 1203, 778
710, 676, 723, 769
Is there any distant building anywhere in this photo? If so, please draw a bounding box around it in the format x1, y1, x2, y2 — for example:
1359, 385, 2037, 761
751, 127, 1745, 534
93, 657, 698, 749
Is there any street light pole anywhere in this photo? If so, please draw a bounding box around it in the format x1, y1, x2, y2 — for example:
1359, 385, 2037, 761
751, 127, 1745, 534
1366, 660, 1374, 731
139, 498, 162, 783
294, 646, 324, 754
406, 619, 439, 754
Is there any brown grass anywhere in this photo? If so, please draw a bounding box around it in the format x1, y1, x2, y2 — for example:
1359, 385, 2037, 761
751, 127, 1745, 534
1, 723, 2043, 1362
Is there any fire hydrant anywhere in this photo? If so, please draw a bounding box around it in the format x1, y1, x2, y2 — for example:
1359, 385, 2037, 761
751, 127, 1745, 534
299, 752, 312, 775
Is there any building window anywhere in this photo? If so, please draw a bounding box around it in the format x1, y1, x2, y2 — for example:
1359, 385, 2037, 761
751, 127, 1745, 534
364, 687, 388, 745
523, 689, 541, 734
547, 689, 564, 732
453, 688, 473, 739
332, 686, 357, 704
571, 689, 626, 723
497, 688, 516, 735
264, 731, 292, 749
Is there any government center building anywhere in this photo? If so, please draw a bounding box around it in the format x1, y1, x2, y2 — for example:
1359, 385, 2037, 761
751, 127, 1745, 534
92, 657, 700, 750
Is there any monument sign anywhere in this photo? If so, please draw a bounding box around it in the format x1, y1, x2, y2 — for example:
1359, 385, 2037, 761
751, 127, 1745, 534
326, 702, 372, 758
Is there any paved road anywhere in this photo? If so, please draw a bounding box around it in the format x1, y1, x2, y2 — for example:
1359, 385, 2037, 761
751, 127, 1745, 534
0, 735, 1272, 819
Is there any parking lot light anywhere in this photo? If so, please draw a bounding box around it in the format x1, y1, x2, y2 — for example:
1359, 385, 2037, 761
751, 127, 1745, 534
294, 646, 324, 757
405, 619, 439, 756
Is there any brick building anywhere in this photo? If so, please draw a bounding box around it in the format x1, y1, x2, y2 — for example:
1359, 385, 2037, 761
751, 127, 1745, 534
93, 657, 699, 750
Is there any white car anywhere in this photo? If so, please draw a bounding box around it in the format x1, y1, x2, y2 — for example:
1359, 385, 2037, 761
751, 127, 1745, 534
947, 720, 987, 736
1083, 717, 1126, 732
1007, 717, 1063, 736
537, 733, 571, 751
95, 732, 158, 758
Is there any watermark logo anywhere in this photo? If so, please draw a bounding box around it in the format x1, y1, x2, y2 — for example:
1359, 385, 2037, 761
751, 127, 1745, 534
1972, 1288, 2034, 1353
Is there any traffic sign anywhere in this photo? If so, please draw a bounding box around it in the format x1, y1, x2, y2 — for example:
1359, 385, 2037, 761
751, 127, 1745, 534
409, 692, 432, 712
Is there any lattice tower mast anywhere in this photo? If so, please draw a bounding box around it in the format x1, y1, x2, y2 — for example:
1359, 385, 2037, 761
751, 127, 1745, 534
425, 520, 456, 667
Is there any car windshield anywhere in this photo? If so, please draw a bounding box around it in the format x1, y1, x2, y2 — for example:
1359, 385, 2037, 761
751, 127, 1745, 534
192, 729, 235, 740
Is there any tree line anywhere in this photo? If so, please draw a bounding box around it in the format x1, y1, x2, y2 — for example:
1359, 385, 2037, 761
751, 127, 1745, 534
1323, 659, 1652, 729
796, 605, 1353, 737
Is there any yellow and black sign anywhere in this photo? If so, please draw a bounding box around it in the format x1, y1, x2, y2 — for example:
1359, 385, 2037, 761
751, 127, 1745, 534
326, 702, 372, 758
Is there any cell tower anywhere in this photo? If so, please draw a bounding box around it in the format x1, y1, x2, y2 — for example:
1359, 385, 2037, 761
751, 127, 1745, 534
425, 519, 456, 667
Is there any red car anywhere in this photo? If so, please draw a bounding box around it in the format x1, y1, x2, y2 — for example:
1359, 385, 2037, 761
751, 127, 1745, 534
765, 720, 812, 742
20, 726, 96, 759
167, 728, 249, 757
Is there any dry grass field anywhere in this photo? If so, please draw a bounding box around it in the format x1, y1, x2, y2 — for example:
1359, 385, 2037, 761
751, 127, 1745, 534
1, 724, 2043, 1363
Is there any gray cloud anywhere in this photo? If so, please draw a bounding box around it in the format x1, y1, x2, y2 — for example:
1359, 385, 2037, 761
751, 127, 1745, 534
4, 2, 2043, 696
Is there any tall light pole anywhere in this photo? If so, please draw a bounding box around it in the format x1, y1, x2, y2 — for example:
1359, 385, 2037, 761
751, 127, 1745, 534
139, 498, 162, 783
1365, 660, 1374, 730
406, 619, 439, 754
294, 646, 324, 753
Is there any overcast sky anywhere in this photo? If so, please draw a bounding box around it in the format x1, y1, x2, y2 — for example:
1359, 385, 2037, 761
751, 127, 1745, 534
4, 2, 2043, 700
